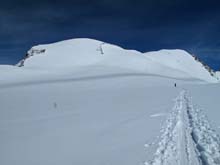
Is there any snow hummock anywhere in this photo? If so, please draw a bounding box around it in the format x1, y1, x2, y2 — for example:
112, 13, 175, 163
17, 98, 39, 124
15, 38, 218, 83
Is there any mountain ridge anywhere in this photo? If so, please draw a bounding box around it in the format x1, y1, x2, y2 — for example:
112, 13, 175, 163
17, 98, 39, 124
11, 38, 220, 83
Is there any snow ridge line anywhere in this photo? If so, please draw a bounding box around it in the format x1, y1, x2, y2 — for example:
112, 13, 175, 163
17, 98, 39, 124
145, 90, 220, 165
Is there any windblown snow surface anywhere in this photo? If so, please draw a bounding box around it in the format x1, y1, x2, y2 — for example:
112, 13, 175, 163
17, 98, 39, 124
0, 38, 220, 165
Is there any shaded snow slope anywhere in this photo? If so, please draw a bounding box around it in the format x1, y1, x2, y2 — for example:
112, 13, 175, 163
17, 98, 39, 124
16, 38, 217, 82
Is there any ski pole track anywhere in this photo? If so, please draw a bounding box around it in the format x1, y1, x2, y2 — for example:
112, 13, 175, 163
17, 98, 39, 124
145, 90, 220, 165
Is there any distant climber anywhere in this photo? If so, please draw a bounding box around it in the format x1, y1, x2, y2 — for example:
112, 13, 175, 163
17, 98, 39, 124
174, 83, 177, 87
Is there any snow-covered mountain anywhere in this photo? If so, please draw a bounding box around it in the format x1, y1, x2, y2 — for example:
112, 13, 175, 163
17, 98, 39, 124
1, 38, 220, 165
16, 38, 218, 83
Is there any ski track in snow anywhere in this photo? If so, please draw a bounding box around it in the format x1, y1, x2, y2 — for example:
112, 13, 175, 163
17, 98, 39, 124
145, 90, 220, 165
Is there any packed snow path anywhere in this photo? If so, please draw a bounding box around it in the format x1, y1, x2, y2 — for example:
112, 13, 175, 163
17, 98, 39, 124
146, 90, 220, 165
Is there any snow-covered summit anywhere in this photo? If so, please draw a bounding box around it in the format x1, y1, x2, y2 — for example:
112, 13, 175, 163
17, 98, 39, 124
16, 38, 218, 82
17, 38, 149, 70
17, 38, 108, 67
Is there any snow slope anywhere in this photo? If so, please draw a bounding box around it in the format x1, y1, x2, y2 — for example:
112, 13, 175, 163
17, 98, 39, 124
0, 71, 220, 165
0, 38, 220, 165
16, 38, 217, 82
144, 49, 217, 82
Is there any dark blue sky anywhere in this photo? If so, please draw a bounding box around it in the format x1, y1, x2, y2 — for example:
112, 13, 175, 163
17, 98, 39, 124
1, 0, 220, 70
